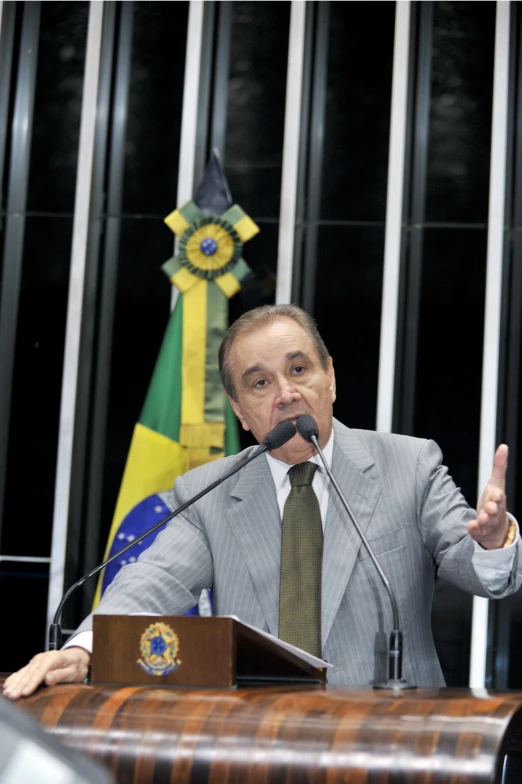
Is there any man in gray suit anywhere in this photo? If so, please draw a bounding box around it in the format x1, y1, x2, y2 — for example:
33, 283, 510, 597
4, 304, 520, 697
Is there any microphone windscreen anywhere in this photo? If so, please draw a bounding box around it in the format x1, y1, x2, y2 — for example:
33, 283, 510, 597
296, 415, 319, 442
263, 420, 297, 450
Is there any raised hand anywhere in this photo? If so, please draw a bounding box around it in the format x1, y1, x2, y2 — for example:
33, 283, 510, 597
2, 647, 90, 700
467, 444, 510, 550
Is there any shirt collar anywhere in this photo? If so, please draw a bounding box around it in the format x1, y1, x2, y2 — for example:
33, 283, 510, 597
265, 429, 334, 493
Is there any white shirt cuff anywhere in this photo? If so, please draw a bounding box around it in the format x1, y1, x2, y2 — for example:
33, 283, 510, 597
472, 514, 519, 592
62, 630, 93, 654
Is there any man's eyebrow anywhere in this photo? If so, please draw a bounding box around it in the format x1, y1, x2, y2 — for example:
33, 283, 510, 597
287, 350, 308, 362
241, 363, 264, 385
241, 351, 310, 385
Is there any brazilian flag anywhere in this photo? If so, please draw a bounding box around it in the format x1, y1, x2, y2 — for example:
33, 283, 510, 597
93, 152, 259, 606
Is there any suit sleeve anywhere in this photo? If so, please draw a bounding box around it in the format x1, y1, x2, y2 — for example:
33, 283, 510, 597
72, 474, 214, 636
415, 439, 522, 598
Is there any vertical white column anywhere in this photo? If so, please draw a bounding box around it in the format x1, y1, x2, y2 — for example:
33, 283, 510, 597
275, 0, 307, 305
171, 0, 205, 311
469, 0, 511, 688
376, 1, 411, 434
46, 1, 105, 636
177, 0, 205, 207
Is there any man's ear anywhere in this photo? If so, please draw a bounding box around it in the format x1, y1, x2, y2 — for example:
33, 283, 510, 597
327, 358, 336, 403
227, 394, 251, 432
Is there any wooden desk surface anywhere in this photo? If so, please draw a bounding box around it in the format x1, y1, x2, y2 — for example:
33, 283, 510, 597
4, 680, 522, 783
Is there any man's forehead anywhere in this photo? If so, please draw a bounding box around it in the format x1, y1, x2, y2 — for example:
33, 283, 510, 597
231, 320, 315, 359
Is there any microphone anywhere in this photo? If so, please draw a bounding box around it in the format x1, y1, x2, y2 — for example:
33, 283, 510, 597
262, 419, 296, 451
49, 420, 297, 650
296, 415, 415, 691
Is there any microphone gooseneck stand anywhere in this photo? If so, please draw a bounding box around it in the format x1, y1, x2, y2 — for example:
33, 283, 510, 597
49, 420, 297, 651
296, 415, 415, 691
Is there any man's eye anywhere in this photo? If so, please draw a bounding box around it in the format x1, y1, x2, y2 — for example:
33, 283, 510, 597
292, 366, 305, 375
254, 379, 268, 388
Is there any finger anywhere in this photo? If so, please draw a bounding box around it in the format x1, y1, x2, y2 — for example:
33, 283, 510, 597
3, 663, 45, 698
467, 514, 510, 549
489, 444, 508, 490
475, 511, 489, 526
467, 520, 480, 535
42, 650, 90, 688
2, 663, 34, 696
467, 518, 494, 541
3, 667, 49, 699
45, 661, 88, 687
44, 650, 89, 686
3, 652, 69, 700
483, 500, 500, 517
475, 508, 507, 532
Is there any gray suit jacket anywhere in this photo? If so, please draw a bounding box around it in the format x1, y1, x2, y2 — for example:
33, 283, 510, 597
78, 419, 522, 686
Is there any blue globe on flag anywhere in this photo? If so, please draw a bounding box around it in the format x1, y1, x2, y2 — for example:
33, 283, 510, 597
101, 490, 212, 616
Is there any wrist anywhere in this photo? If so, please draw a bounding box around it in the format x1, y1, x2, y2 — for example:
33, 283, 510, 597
67, 646, 91, 665
480, 519, 516, 550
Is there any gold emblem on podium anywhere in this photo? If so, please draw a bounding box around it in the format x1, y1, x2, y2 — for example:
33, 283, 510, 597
137, 622, 181, 676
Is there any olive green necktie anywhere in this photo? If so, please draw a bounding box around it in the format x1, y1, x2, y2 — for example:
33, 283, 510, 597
278, 461, 323, 657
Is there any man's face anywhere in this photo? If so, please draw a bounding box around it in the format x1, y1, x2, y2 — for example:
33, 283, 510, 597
227, 317, 336, 464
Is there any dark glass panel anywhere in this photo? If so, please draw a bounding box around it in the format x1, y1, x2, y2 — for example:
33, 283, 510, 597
320, 1, 395, 222
226, 165, 284, 221
2, 217, 72, 556
224, 1, 290, 218
26, 2, 88, 213
414, 228, 486, 502
0, 562, 49, 672
508, 595, 522, 687
425, 1, 495, 223
508, 281, 522, 687
432, 579, 471, 686
121, 1, 189, 215
313, 225, 385, 432
412, 226, 488, 690
0, 222, 4, 302
230, 219, 278, 312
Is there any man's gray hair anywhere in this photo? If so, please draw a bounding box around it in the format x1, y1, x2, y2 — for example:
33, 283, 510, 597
219, 304, 330, 401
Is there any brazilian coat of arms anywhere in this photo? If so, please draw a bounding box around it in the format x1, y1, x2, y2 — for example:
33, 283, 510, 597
137, 622, 181, 676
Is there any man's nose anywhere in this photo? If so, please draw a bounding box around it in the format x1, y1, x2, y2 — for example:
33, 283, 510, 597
275, 377, 300, 406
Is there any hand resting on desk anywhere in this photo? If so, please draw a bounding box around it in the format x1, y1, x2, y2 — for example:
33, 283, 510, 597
2, 647, 90, 700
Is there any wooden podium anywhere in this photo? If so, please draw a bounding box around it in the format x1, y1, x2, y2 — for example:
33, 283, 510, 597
92, 615, 328, 687
13, 681, 522, 784
7, 616, 522, 783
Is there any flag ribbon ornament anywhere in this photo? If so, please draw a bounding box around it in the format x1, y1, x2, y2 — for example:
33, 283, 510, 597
163, 199, 258, 469
93, 152, 259, 608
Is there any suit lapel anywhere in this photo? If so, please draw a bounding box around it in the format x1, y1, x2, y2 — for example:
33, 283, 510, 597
225, 454, 281, 636
322, 421, 381, 646
223, 422, 382, 645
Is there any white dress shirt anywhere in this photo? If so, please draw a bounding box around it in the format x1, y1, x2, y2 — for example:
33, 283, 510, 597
265, 434, 334, 529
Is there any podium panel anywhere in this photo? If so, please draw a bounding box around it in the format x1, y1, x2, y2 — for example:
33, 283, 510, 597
92, 615, 328, 687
